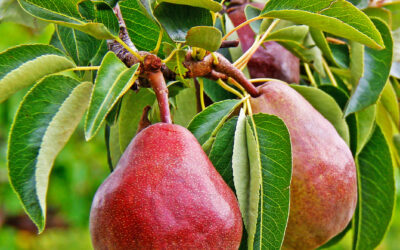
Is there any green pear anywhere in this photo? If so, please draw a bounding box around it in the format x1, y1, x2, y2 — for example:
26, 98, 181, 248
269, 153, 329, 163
250, 81, 357, 249
89, 123, 243, 249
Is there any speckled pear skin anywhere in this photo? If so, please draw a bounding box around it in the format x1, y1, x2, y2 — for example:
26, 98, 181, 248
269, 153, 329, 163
250, 81, 357, 250
89, 123, 243, 250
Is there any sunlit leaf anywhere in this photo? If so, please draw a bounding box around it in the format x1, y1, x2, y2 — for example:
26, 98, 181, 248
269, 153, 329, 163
345, 18, 393, 116
353, 125, 395, 250
18, 0, 119, 39
85, 52, 140, 140
186, 26, 222, 52
157, 0, 222, 12
250, 114, 292, 250
208, 117, 238, 191
261, 0, 384, 49
120, 0, 172, 54
309, 28, 338, 66
187, 99, 241, 150
55, 25, 102, 66
0, 44, 75, 103
8, 75, 92, 232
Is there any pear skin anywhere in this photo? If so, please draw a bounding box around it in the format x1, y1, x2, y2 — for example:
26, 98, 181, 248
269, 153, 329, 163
250, 81, 357, 249
90, 123, 243, 249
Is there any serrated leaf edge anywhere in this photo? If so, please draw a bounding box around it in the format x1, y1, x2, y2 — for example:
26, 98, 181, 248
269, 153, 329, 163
7, 79, 92, 232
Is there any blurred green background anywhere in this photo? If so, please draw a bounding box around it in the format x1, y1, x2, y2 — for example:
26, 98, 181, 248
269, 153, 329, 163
0, 21, 399, 250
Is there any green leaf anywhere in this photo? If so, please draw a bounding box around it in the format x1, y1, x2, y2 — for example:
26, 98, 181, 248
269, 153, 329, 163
105, 98, 122, 126
154, 3, 212, 42
356, 105, 376, 154
18, 0, 119, 39
118, 88, 156, 152
94, 0, 119, 7
208, 117, 238, 191
345, 18, 393, 116
306, 34, 326, 76
353, 125, 395, 250
380, 81, 400, 126
319, 84, 349, 109
364, 7, 391, 25
157, 0, 222, 12
137, 0, 157, 19
245, 4, 263, 34
55, 25, 102, 66
250, 114, 292, 250
385, 3, 400, 29
0, 44, 75, 103
187, 99, 241, 149
245, 117, 262, 247
120, 0, 172, 54
8, 75, 92, 232
331, 43, 350, 69
309, 28, 338, 66
376, 102, 400, 168
394, 134, 400, 159
49, 28, 66, 52
260, 0, 384, 49
109, 122, 122, 168
164, 49, 188, 76
85, 52, 139, 140
18, 0, 83, 24
202, 77, 236, 102
232, 110, 251, 229
186, 26, 222, 52
171, 85, 197, 127
266, 25, 309, 42
291, 85, 350, 145
230, 110, 262, 248
92, 1, 120, 36
91, 40, 109, 66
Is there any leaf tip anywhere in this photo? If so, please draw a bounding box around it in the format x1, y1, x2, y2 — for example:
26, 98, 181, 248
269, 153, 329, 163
85, 130, 95, 142
343, 108, 353, 118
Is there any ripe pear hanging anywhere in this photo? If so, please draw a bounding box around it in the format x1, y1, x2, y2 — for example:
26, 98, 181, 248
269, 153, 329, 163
250, 81, 357, 249
89, 123, 243, 249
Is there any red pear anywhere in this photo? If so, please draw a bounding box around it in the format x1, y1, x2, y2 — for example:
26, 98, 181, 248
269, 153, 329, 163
250, 81, 357, 249
89, 123, 243, 249
227, 3, 300, 83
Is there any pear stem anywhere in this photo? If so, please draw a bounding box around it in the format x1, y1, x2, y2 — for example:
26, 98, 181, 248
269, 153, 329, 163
147, 71, 172, 124
144, 55, 172, 124
213, 53, 259, 97
136, 106, 152, 133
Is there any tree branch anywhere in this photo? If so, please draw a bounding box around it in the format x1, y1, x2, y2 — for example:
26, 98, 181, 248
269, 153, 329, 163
112, 4, 136, 51
108, 3, 259, 97
183, 52, 259, 96
220, 40, 239, 48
